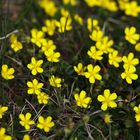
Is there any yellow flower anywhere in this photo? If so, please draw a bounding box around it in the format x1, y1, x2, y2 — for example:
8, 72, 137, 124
124, 1, 140, 17
10, 34, 17, 43
37, 92, 49, 104
42, 19, 56, 36
74, 14, 83, 25
27, 79, 44, 95
85, 0, 118, 12
10, 34, 23, 52
27, 57, 44, 75
89, 30, 103, 42
118, 0, 129, 10
61, 8, 70, 17
0, 106, 8, 119
1, 64, 15, 80
87, 18, 100, 32
37, 116, 55, 133
85, 64, 102, 84
45, 50, 61, 63
103, 0, 118, 12
31, 29, 45, 47
74, 90, 91, 108
104, 114, 112, 124
10, 40, 23, 52
87, 46, 103, 60
85, 0, 100, 7
55, 16, 72, 33
63, 0, 78, 6
121, 66, 138, 84
49, 75, 62, 88
23, 134, 30, 140
19, 113, 35, 130
38, 0, 57, 17
74, 63, 86, 76
134, 104, 140, 122
96, 36, 114, 53
41, 39, 56, 54
97, 89, 117, 111
0, 127, 12, 140
108, 50, 122, 67
125, 26, 139, 44
135, 42, 140, 51
122, 52, 139, 70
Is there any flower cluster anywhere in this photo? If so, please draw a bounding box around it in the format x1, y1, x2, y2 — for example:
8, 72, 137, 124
97, 89, 117, 111
0, 127, 12, 140
85, 0, 118, 12
121, 53, 139, 84
85, 0, 140, 17
1, 64, 15, 80
0, 106, 8, 119
19, 113, 55, 133
74, 90, 91, 108
1, 0, 140, 139
10, 34, 23, 52
133, 104, 140, 122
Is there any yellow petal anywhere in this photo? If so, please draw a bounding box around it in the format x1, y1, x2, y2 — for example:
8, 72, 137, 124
101, 103, 108, 111
2, 65, 8, 71
25, 113, 31, 120
126, 77, 132, 84
74, 94, 79, 100
27, 82, 33, 87
109, 93, 117, 100
97, 95, 105, 102
80, 90, 86, 99
38, 116, 44, 123
19, 114, 24, 120
104, 89, 110, 98
89, 77, 95, 83
109, 101, 117, 108
46, 116, 52, 123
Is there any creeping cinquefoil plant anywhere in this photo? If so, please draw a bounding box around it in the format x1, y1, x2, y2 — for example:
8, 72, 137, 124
0, 0, 140, 139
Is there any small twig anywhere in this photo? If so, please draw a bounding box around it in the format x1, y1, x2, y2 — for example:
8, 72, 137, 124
116, 99, 124, 103
66, 105, 80, 116
25, 99, 38, 115
49, 96, 58, 106
109, 124, 112, 140
99, 61, 107, 72
90, 110, 101, 116
131, 95, 139, 101
5, 55, 23, 66
21, 105, 27, 114
54, 88, 61, 107
33, 105, 46, 121
108, 18, 126, 28
90, 83, 94, 94
10, 114, 14, 137
102, 21, 107, 34
87, 123, 107, 140
0, 29, 19, 40
20, 128, 37, 133
47, 134, 56, 140
68, 80, 75, 100
85, 123, 95, 140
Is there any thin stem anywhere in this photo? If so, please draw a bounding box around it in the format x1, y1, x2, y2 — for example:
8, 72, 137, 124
109, 124, 112, 140
90, 110, 101, 116
33, 105, 46, 121
87, 123, 107, 140
68, 80, 75, 100
85, 123, 95, 140
0, 29, 18, 40
25, 99, 38, 115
